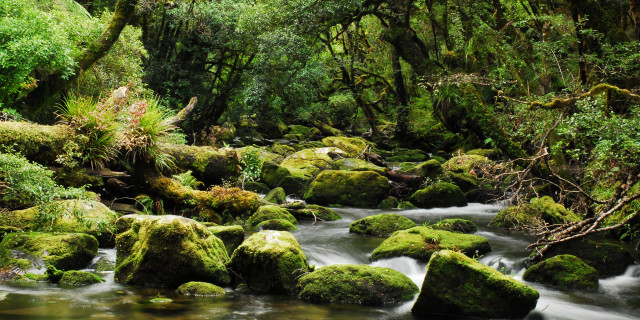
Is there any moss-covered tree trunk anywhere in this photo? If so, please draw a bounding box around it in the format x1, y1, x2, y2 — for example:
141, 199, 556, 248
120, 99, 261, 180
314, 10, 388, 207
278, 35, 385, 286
22, 0, 138, 111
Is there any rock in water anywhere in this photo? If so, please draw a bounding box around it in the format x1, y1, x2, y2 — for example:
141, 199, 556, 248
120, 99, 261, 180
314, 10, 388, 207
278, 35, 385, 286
523, 254, 599, 289
114, 215, 230, 288
297, 264, 418, 305
349, 213, 416, 236
228, 230, 310, 294
409, 182, 467, 208
304, 170, 390, 208
412, 250, 539, 318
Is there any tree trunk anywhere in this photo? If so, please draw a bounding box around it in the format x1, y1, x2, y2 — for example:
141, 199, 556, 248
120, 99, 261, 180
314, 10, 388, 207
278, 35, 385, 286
22, 0, 138, 110
632, 0, 640, 40
391, 48, 410, 142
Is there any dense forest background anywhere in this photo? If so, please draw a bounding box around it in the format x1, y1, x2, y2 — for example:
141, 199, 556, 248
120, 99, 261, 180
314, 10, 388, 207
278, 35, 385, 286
2, 0, 640, 251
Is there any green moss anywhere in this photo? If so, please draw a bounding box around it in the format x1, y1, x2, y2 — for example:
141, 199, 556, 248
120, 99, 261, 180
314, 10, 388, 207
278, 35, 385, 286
371, 226, 491, 261
412, 250, 539, 318
409, 182, 467, 208
243, 181, 271, 194
298, 264, 418, 305
288, 125, 312, 137
379, 196, 399, 209
304, 170, 390, 208
283, 203, 342, 221
543, 238, 635, 277
431, 219, 478, 233
523, 255, 598, 289
59, 270, 104, 285
403, 159, 443, 179
397, 201, 416, 209
95, 257, 115, 272
247, 205, 297, 227
176, 281, 226, 296
386, 148, 428, 162
161, 144, 240, 185
443, 155, 491, 174
349, 214, 416, 236
264, 187, 286, 204
114, 215, 231, 288
271, 144, 296, 157
447, 172, 479, 192
333, 158, 386, 175
322, 136, 369, 157
256, 219, 298, 231
0, 232, 98, 271
206, 225, 244, 255
466, 149, 503, 160
490, 196, 581, 230
0, 122, 72, 164
228, 230, 310, 294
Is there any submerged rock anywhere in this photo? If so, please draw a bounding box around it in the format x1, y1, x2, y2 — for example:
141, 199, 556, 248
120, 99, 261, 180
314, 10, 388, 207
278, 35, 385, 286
409, 182, 467, 208
523, 254, 599, 289
228, 230, 310, 294
371, 226, 490, 261
114, 215, 231, 288
0, 232, 98, 276
304, 170, 390, 208
176, 281, 226, 296
247, 205, 297, 227
412, 250, 539, 318
490, 196, 581, 231
206, 225, 244, 255
59, 270, 104, 286
430, 218, 478, 233
297, 264, 418, 305
349, 214, 416, 236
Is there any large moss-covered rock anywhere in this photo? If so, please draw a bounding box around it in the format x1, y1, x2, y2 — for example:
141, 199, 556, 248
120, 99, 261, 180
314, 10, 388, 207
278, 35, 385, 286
333, 158, 386, 175
386, 148, 428, 162
412, 250, 539, 318
59, 270, 104, 286
2, 200, 119, 246
402, 159, 443, 179
430, 218, 478, 234
490, 196, 581, 230
161, 144, 240, 185
0, 232, 98, 277
264, 187, 286, 204
371, 226, 491, 261
297, 264, 418, 305
228, 230, 310, 294
247, 205, 297, 227
349, 214, 416, 236
322, 136, 368, 157
523, 255, 599, 289
304, 170, 390, 208
206, 225, 244, 255
114, 215, 231, 288
543, 238, 635, 277
448, 172, 479, 193
176, 281, 226, 296
256, 219, 298, 231
443, 155, 492, 174
282, 203, 342, 221
281, 147, 343, 177
409, 182, 467, 208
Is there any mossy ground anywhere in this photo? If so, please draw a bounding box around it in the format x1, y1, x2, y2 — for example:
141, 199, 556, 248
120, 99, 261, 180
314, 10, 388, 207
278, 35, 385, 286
297, 264, 418, 305
349, 214, 416, 236
371, 226, 491, 261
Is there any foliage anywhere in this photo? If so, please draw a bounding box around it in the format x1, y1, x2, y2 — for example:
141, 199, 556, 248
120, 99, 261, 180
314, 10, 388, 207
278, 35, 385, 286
239, 146, 263, 185
172, 171, 204, 190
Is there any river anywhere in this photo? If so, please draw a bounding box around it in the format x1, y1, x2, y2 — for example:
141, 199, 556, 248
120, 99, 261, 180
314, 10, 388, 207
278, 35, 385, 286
0, 203, 638, 319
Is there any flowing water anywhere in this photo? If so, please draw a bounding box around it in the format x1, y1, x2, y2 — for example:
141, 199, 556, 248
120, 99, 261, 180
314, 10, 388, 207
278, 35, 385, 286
0, 203, 638, 319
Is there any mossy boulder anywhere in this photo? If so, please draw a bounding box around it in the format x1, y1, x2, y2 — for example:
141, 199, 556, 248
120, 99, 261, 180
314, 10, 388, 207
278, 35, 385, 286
379, 196, 399, 209
371, 226, 491, 262
283, 203, 342, 221
397, 201, 416, 209
176, 281, 226, 296
114, 215, 231, 288
271, 144, 296, 157
228, 230, 310, 294
402, 159, 443, 179
304, 170, 390, 208
287, 124, 312, 137
59, 270, 104, 286
322, 136, 368, 157
349, 214, 416, 236
386, 148, 428, 162
490, 196, 581, 230
161, 144, 240, 185
412, 250, 539, 318
297, 264, 418, 305
247, 205, 297, 227
333, 158, 386, 175
409, 182, 467, 208
243, 181, 271, 194
281, 147, 343, 177
2, 200, 119, 246
447, 172, 479, 193
466, 148, 503, 160
256, 219, 298, 231
206, 225, 244, 255
264, 187, 287, 204
443, 155, 491, 174
0, 232, 98, 276
523, 255, 599, 289
543, 238, 635, 277
430, 218, 478, 233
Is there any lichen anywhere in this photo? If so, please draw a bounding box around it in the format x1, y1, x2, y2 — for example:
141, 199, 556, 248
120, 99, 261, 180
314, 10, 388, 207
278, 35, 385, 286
297, 264, 418, 305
